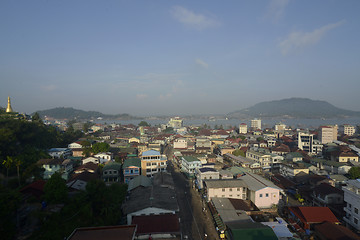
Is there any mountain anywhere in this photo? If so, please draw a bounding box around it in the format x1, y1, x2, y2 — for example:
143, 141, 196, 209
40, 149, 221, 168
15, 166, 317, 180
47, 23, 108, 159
228, 98, 360, 119
34, 107, 138, 120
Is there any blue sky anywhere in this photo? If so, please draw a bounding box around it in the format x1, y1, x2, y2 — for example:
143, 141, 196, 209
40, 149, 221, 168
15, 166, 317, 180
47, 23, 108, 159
1, 0, 359, 116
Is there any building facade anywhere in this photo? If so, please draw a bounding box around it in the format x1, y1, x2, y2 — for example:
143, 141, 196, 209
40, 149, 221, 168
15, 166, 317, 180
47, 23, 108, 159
140, 150, 167, 177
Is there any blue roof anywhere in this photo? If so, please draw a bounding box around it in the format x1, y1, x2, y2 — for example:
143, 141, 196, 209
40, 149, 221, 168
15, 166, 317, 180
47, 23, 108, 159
142, 150, 160, 156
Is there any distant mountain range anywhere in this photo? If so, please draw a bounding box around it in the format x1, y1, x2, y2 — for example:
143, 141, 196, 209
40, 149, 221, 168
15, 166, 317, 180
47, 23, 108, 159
228, 98, 360, 119
34, 107, 139, 120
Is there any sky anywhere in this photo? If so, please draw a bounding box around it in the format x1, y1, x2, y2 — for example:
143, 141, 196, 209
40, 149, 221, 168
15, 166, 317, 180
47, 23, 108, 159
1, 0, 360, 116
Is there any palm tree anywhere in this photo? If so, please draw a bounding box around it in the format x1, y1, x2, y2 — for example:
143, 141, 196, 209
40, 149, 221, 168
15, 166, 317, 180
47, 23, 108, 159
2, 156, 13, 183
14, 157, 22, 186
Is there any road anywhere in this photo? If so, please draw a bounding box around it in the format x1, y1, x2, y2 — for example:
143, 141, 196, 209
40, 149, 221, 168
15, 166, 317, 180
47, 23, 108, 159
165, 145, 220, 240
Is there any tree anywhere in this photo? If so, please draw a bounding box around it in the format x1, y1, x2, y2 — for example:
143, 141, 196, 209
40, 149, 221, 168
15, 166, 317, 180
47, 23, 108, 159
349, 167, 360, 179
44, 172, 68, 203
32, 112, 43, 124
81, 140, 92, 157
2, 156, 13, 180
92, 142, 110, 154
232, 149, 245, 157
138, 121, 150, 127
14, 157, 22, 186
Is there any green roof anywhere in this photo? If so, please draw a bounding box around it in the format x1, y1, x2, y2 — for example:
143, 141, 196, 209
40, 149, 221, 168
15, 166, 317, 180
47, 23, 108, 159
228, 222, 278, 240
182, 156, 201, 162
102, 162, 122, 171
123, 158, 141, 168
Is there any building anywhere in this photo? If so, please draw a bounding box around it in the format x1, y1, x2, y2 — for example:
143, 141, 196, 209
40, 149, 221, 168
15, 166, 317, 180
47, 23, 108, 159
195, 167, 219, 189
251, 119, 261, 130
173, 138, 188, 149
319, 125, 338, 144
122, 158, 141, 184
168, 117, 183, 129
180, 156, 202, 178
102, 162, 122, 184
47, 148, 72, 159
297, 131, 323, 155
246, 150, 272, 169
204, 179, 248, 202
344, 124, 356, 136
279, 162, 310, 178
37, 158, 73, 180
140, 150, 167, 177
67, 225, 137, 240
343, 179, 360, 231
239, 123, 247, 134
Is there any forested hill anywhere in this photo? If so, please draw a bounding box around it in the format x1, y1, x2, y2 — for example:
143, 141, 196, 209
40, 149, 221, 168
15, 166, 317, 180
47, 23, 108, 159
228, 98, 360, 118
34, 107, 138, 120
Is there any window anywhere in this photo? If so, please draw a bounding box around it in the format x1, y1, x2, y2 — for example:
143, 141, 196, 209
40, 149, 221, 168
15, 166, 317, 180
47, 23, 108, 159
355, 208, 359, 214
222, 188, 225, 192
260, 194, 263, 198
266, 193, 269, 197
355, 218, 358, 225
237, 188, 240, 191
229, 188, 232, 192
349, 203, 352, 209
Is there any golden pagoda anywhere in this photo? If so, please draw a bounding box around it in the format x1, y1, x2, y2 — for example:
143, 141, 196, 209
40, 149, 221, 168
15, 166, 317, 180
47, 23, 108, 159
6, 96, 13, 113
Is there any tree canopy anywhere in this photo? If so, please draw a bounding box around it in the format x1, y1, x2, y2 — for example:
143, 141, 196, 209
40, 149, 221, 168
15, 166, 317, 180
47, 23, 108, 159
348, 166, 360, 179
92, 142, 110, 154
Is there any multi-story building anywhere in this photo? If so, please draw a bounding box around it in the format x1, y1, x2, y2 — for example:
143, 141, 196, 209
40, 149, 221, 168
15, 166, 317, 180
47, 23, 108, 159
246, 150, 272, 169
204, 179, 248, 202
102, 162, 122, 184
343, 179, 360, 231
181, 156, 202, 178
122, 157, 141, 184
297, 131, 323, 155
344, 124, 356, 136
195, 167, 220, 189
279, 161, 310, 178
168, 117, 183, 129
319, 125, 338, 144
251, 119, 261, 130
140, 150, 167, 177
239, 123, 247, 134
173, 138, 188, 149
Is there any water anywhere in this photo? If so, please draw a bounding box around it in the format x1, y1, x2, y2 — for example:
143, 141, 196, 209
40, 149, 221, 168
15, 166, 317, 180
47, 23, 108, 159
96, 116, 360, 129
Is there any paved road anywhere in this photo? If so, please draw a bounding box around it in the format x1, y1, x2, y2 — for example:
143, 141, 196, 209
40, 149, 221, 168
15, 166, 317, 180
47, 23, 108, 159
165, 145, 219, 240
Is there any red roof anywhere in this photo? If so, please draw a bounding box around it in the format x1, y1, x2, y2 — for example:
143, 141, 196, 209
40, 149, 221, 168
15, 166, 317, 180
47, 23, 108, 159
314, 221, 360, 240
132, 214, 180, 235
289, 207, 339, 224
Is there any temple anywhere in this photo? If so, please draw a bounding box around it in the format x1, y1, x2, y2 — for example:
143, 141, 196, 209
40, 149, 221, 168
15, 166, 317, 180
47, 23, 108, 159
6, 96, 13, 113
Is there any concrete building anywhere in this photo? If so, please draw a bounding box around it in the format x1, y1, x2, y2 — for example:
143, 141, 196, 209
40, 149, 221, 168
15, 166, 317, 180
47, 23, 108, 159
239, 123, 247, 134
319, 125, 338, 144
181, 156, 202, 178
297, 131, 323, 155
251, 119, 261, 130
344, 124, 356, 136
204, 179, 248, 202
195, 167, 220, 189
140, 150, 167, 177
343, 179, 360, 231
168, 117, 183, 129
246, 150, 272, 169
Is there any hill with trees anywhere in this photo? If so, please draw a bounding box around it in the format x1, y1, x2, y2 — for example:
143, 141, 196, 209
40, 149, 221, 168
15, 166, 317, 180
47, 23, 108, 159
228, 98, 360, 118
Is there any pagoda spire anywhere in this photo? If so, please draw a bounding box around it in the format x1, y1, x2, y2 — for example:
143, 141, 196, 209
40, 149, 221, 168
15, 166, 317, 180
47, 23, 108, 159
6, 96, 13, 113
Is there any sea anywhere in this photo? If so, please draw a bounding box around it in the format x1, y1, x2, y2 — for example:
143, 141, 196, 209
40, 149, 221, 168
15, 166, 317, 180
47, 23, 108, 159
96, 116, 360, 129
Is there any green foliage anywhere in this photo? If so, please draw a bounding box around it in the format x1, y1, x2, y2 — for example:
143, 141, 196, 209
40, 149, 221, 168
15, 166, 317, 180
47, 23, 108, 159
256, 137, 264, 142
232, 149, 245, 157
163, 127, 174, 133
138, 121, 150, 127
349, 167, 360, 179
44, 172, 68, 203
0, 186, 21, 240
81, 140, 92, 157
92, 142, 110, 154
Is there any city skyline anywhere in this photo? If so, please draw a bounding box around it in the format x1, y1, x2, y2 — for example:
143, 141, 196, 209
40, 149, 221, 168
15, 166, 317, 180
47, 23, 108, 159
1, 1, 360, 115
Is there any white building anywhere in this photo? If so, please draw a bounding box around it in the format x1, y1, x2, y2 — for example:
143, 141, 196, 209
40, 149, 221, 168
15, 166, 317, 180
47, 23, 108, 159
251, 119, 261, 130
343, 179, 360, 231
319, 125, 338, 144
181, 156, 202, 178
239, 123, 247, 134
195, 167, 220, 189
173, 138, 188, 149
297, 131, 323, 155
344, 125, 356, 136
168, 117, 183, 129
47, 148, 72, 159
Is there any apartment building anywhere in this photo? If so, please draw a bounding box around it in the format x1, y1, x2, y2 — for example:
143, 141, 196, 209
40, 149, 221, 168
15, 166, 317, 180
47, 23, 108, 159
297, 131, 323, 155
140, 150, 167, 177
344, 124, 356, 136
246, 150, 271, 168
239, 123, 247, 134
204, 179, 248, 202
343, 179, 360, 231
251, 119, 261, 130
319, 125, 338, 144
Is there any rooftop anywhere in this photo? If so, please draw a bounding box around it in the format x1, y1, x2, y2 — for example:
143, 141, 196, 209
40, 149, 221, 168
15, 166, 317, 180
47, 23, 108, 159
68, 225, 136, 240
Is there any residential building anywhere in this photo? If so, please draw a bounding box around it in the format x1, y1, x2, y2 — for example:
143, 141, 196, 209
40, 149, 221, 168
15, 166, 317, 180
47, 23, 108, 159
181, 156, 202, 178
122, 157, 141, 184
67, 225, 137, 240
251, 118, 261, 130
102, 162, 122, 184
312, 183, 343, 207
37, 158, 73, 180
279, 162, 310, 178
47, 148, 72, 159
314, 221, 360, 240
195, 167, 220, 189
344, 124, 356, 136
285, 152, 303, 162
238, 172, 282, 209
297, 131, 323, 155
287, 206, 339, 231
195, 137, 212, 154
140, 150, 167, 177
168, 117, 183, 129
319, 125, 338, 144
246, 150, 272, 169
239, 123, 247, 134
204, 179, 248, 202
93, 152, 113, 163
343, 179, 360, 231
173, 138, 187, 149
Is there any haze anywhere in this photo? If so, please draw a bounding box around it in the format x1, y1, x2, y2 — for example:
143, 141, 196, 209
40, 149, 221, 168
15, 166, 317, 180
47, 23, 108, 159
1, 1, 360, 116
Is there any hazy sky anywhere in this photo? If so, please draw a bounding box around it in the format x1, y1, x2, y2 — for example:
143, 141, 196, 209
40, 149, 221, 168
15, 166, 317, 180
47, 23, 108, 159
1, 0, 359, 116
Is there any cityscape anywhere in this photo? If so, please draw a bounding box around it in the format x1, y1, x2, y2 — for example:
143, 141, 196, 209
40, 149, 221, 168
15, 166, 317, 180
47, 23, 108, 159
2, 96, 360, 240
2, 1, 360, 240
